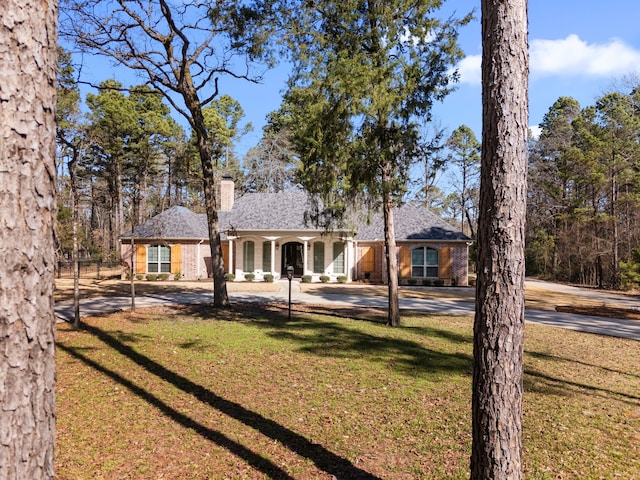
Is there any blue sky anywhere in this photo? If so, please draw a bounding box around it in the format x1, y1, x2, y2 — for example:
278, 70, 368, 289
438, 0, 640, 141
73, 1, 640, 160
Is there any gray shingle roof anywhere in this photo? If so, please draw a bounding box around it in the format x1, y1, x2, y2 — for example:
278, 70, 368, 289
122, 206, 209, 239
357, 204, 471, 241
123, 193, 470, 242
220, 191, 317, 231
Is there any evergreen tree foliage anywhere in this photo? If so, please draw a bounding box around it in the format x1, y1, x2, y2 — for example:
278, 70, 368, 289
527, 87, 640, 289
281, 0, 472, 325
243, 111, 299, 193
445, 124, 480, 238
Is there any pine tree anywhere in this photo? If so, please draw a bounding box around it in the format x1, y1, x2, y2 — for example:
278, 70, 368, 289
282, 0, 471, 325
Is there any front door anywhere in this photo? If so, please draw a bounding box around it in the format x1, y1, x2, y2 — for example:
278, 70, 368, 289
281, 242, 304, 277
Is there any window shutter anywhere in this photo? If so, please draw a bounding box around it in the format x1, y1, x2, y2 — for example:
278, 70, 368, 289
135, 245, 146, 274
439, 246, 452, 279
399, 246, 411, 277
361, 247, 375, 272
170, 244, 181, 274
222, 244, 230, 273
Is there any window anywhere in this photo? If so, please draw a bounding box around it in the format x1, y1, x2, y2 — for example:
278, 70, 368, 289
411, 247, 438, 277
147, 245, 171, 273
333, 242, 345, 274
243, 241, 255, 272
313, 242, 325, 273
262, 241, 272, 272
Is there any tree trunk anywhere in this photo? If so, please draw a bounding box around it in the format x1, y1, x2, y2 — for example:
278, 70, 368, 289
114, 162, 124, 261
69, 151, 81, 327
139, 147, 150, 225
472, 1, 528, 479
464, 207, 477, 239
382, 161, 400, 327
0, 1, 58, 477
187, 99, 229, 307
200, 149, 229, 307
176, 74, 229, 307
130, 235, 136, 313
610, 166, 619, 288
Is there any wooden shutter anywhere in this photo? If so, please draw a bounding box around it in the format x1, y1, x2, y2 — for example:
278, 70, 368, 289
439, 246, 452, 279
399, 246, 411, 278
135, 245, 146, 274
361, 246, 375, 272
222, 243, 230, 273
170, 244, 182, 274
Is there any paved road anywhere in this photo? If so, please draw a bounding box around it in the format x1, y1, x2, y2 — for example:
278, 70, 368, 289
55, 280, 640, 341
526, 278, 640, 310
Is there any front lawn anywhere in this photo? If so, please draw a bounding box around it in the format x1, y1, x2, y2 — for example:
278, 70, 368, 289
55, 304, 639, 479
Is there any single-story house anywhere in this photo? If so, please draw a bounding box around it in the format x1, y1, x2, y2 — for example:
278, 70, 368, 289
120, 178, 472, 285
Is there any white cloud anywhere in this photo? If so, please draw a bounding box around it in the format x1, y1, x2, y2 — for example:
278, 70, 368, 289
454, 34, 640, 85
528, 125, 542, 140
531, 34, 640, 77
456, 54, 481, 85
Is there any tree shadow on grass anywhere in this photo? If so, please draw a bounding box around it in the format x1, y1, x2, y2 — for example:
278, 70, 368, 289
526, 351, 640, 380
60, 322, 382, 480
401, 324, 474, 346
188, 302, 474, 380
57, 342, 295, 479
523, 349, 640, 404
523, 367, 640, 406
264, 318, 472, 379
189, 303, 637, 405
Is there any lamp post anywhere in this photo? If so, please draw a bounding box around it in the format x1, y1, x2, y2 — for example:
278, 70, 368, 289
286, 265, 294, 320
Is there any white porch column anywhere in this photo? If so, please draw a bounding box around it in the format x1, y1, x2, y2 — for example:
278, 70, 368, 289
271, 240, 276, 275
303, 240, 308, 275
345, 240, 351, 281
228, 239, 233, 274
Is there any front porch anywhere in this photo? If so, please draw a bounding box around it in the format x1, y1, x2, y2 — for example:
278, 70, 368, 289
225, 235, 354, 283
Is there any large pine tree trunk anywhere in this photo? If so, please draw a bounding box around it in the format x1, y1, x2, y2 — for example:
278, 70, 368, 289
0, 1, 58, 477
471, 1, 529, 478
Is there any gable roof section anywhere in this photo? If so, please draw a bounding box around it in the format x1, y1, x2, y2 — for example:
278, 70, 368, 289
122, 206, 209, 239
221, 191, 318, 231
357, 204, 471, 242
123, 193, 470, 242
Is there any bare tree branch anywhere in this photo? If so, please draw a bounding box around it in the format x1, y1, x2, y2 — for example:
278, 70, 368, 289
60, 0, 278, 307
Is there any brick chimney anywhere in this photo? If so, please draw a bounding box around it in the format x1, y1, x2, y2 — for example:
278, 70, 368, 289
220, 174, 235, 211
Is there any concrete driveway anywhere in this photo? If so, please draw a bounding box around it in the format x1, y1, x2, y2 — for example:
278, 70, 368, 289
54, 279, 640, 341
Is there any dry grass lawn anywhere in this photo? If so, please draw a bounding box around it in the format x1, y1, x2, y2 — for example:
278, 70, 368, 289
55, 302, 639, 479
53, 277, 639, 478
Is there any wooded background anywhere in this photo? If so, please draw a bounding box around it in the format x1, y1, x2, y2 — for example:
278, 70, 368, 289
55, 65, 640, 291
